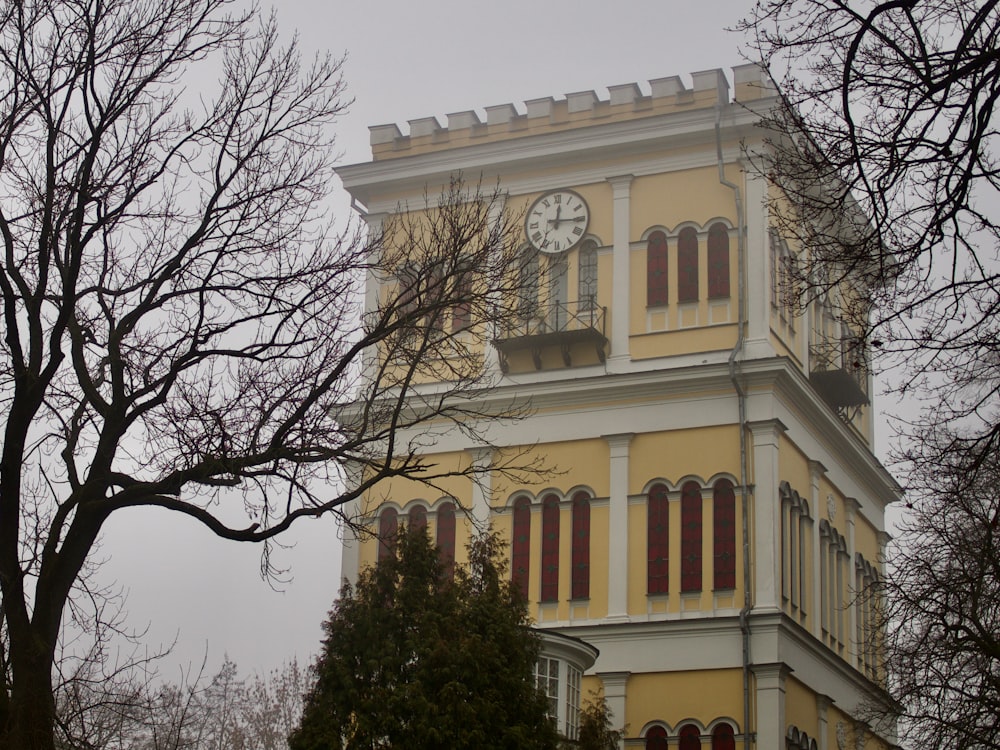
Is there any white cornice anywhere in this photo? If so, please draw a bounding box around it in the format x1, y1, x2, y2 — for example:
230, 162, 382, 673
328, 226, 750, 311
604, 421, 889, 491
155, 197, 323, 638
336, 102, 770, 206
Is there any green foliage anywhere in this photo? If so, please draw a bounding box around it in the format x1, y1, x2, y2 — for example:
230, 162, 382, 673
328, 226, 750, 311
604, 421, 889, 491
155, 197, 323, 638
290, 528, 559, 750
571, 692, 624, 750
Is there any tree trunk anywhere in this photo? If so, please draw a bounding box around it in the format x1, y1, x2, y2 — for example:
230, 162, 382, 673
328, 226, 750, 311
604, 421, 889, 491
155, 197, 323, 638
2, 646, 57, 750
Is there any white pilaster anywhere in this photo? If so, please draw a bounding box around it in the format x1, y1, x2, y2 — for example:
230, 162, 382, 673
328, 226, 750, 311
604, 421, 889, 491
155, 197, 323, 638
752, 662, 790, 750
816, 694, 832, 750
748, 419, 787, 610
597, 671, 630, 750
340, 460, 364, 587
606, 175, 633, 371
742, 165, 771, 359
485, 194, 508, 377
845, 497, 860, 664
603, 432, 634, 621
809, 460, 827, 639
363, 213, 388, 384
465, 447, 494, 531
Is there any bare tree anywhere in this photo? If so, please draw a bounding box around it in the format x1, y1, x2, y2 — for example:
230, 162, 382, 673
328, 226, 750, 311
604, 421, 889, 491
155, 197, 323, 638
740, 2, 1000, 743
869, 437, 1000, 749
0, 1, 534, 748
740, 1, 1000, 470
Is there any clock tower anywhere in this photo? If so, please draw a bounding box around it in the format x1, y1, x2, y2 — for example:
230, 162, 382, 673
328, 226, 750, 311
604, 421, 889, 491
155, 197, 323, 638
337, 66, 900, 750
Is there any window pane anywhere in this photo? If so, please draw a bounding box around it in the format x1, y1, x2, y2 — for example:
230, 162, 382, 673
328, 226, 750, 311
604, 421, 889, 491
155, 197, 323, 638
712, 724, 735, 750
679, 724, 701, 750
681, 481, 703, 593
677, 227, 699, 302
571, 493, 591, 599
378, 508, 398, 562
645, 725, 668, 750
646, 231, 669, 306
713, 479, 737, 590
578, 242, 599, 312
519, 248, 540, 318
647, 484, 669, 594
408, 505, 427, 535
541, 494, 560, 602
708, 222, 731, 298
512, 498, 531, 596
437, 502, 456, 580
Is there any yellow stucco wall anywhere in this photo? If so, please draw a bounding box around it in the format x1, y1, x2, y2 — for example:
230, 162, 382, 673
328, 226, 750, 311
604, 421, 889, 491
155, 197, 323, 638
626, 669, 743, 735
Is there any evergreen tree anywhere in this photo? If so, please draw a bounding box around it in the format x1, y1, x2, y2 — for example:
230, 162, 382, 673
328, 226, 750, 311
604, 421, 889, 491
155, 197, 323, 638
290, 529, 559, 750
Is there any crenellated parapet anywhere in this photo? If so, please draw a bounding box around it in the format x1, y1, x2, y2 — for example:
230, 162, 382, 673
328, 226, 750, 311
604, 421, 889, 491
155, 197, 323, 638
369, 64, 774, 160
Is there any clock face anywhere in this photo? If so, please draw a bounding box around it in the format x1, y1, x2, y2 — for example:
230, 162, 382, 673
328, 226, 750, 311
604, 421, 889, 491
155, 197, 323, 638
525, 190, 590, 254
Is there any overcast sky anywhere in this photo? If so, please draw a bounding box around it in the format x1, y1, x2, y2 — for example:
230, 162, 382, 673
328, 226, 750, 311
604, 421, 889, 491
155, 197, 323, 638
98, 0, 776, 683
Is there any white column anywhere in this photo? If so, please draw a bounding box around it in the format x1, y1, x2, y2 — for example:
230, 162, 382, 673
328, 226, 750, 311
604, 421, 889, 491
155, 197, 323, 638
465, 447, 494, 531
748, 419, 787, 610
845, 497, 860, 664
603, 432, 634, 621
742, 166, 772, 359
752, 662, 790, 750
363, 212, 388, 385
597, 671, 630, 750
809, 460, 827, 638
340, 460, 364, 587
816, 694, 832, 750
484, 194, 508, 376
606, 175, 633, 371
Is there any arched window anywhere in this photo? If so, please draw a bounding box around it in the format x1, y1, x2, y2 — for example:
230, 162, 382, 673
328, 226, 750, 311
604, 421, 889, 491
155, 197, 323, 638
713, 479, 736, 590
578, 241, 599, 313
451, 270, 473, 332
677, 227, 699, 302
437, 502, 456, 579
541, 494, 560, 602
512, 497, 531, 595
519, 248, 540, 319
707, 222, 731, 298
679, 723, 702, 750
571, 492, 591, 599
645, 725, 668, 750
408, 505, 427, 535
377, 508, 398, 563
646, 231, 669, 306
712, 724, 736, 750
681, 481, 703, 593
647, 484, 670, 594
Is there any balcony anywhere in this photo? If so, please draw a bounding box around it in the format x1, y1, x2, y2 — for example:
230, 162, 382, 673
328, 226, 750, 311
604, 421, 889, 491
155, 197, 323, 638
809, 336, 869, 410
493, 300, 607, 371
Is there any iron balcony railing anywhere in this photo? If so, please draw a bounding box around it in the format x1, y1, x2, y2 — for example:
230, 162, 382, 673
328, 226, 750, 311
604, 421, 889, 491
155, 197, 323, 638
808, 336, 869, 409
493, 299, 607, 370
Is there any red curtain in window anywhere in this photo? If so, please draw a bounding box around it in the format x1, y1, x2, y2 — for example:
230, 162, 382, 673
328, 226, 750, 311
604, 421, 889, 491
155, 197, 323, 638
646, 231, 669, 306
378, 508, 398, 563
713, 479, 737, 590
571, 492, 591, 600
647, 484, 670, 595
437, 502, 456, 580
541, 494, 560, 602
645, 726, 668, 750
712, 724, 736, 750
677, 227, 699, 302
512, 498, 531, 595
679, 724, 702, 750
408, 505, 427, 536
707, 223, 731, 298
681, 481, 703, 593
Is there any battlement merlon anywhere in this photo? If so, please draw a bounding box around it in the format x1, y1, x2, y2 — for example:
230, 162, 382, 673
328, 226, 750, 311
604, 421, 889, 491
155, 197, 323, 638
367, 64, 775, 160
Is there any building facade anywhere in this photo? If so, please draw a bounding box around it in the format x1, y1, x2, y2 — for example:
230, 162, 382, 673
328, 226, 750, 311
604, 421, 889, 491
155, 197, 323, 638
336, 65, 899, 749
